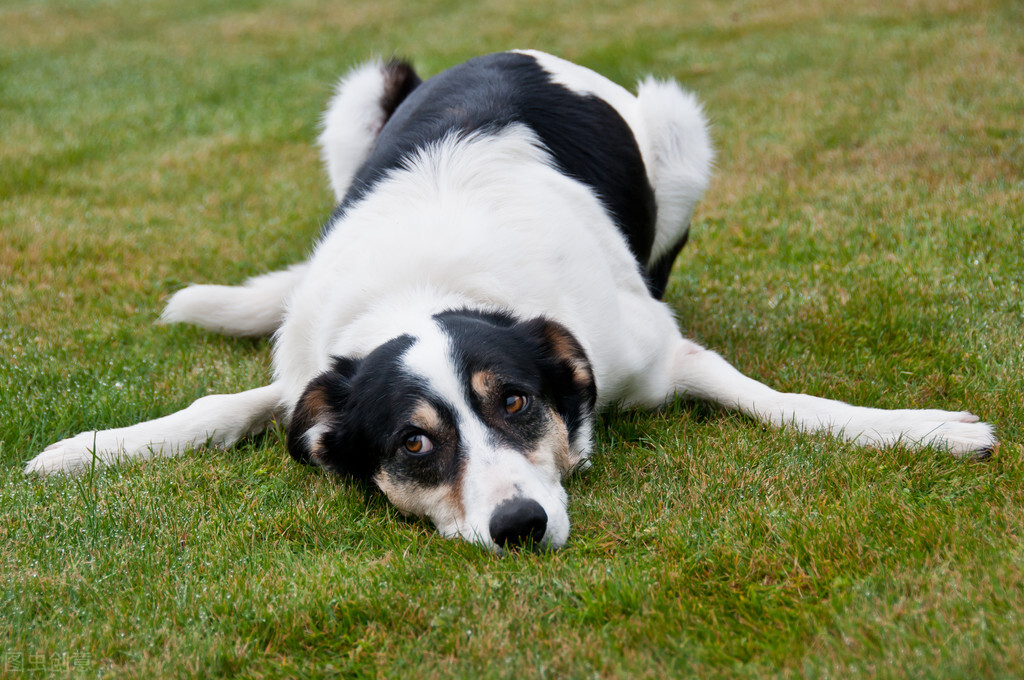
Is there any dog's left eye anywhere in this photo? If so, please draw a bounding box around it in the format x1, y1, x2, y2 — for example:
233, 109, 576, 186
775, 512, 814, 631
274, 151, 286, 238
402, 433, 435, 456
504, 394, 529, 415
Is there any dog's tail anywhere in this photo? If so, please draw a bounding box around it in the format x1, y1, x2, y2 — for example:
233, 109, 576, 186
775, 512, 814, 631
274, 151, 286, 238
635, 78, 714, 298
319, 58, 422, 202
159, 264, 308, 337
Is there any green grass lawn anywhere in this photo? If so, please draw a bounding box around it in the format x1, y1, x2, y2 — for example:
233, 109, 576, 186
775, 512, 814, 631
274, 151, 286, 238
2, 0, 1022, 677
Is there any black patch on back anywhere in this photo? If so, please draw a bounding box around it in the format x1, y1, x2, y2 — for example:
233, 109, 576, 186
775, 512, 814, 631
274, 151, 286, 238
331, 52, 657, 269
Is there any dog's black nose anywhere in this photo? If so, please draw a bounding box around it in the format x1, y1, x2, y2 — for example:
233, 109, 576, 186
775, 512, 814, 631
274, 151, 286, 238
489, 498, 548, 549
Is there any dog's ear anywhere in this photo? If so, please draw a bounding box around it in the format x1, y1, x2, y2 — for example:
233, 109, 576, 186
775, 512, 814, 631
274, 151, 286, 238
521, 317, 597, 470
286, 357, 375, 481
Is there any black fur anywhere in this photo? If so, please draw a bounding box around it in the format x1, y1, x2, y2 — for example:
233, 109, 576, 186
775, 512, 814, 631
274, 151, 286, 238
287, 335, 441, 482
645, 230, 690, 300
379, 59, 422, 121
435, 310, 596, 451
286, 355, 360, 466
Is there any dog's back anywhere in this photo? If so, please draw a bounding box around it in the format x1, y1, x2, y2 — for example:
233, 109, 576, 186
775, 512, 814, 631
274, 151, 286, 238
319, 50, 712, 299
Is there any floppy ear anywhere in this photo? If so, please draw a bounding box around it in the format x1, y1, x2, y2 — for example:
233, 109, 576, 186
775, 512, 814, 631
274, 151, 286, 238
521, 317, 597, 468
286, 356, 372, 480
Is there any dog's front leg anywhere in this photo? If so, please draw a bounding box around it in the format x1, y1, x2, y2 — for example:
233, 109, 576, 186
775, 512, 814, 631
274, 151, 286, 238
666, 338, 996, 457
25, 383, 284, 475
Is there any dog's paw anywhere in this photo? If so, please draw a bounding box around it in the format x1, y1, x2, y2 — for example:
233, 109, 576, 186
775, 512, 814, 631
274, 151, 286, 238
921, 412, 997, 459
24, 433, 117, 475
855, 409, 997, 459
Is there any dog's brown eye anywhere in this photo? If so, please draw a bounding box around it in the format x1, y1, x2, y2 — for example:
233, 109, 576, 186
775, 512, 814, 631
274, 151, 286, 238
504, 394, 529, 414
403, 433, 434, 456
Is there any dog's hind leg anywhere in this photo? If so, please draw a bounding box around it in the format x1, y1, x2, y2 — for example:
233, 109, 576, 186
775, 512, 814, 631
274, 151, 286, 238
319, 58, 421, 202
663, 337, 997, 458
635, 78, 714, 299
160, 263, 308, 337
24, 384, 285, 475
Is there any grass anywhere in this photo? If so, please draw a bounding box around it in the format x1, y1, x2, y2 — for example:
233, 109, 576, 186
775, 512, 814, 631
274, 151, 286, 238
1, 0, 1022, 677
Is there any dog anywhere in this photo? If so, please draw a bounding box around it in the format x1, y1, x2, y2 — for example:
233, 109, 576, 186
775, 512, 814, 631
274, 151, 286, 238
26, 50, 996, 552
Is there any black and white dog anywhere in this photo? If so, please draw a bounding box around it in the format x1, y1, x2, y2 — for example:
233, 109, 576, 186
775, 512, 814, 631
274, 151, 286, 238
27, 51, 995, 551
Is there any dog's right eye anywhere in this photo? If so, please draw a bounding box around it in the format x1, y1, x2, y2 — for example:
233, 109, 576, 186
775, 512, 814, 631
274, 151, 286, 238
504, 394, 530, 415
402, 433, 434, 456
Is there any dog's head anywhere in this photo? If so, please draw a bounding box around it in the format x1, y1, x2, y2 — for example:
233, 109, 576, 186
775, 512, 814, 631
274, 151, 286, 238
286, 310, 596, 552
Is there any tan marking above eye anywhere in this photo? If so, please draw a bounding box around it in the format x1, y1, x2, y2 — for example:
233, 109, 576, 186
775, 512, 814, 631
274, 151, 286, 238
471, 370, 498, 398
411, 401, 442, 431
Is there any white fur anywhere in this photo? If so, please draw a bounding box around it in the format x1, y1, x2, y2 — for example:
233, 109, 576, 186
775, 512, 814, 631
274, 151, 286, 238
27, 52, 996, 551
273, 124, 664, 415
